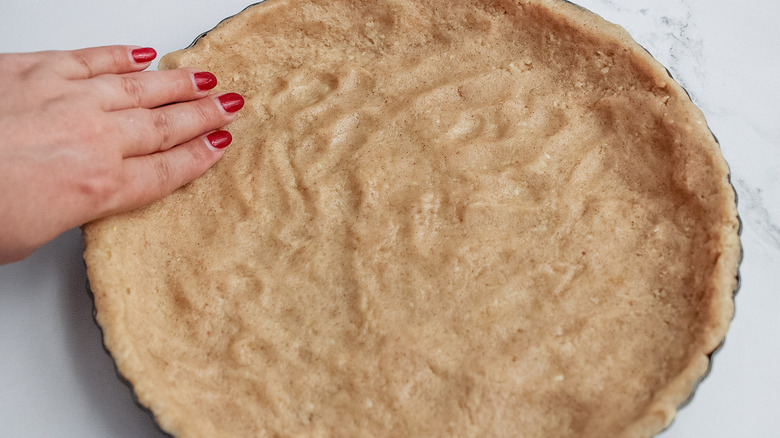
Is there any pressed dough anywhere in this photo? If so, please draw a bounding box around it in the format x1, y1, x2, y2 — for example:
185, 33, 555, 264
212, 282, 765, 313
83, 0, 741, 437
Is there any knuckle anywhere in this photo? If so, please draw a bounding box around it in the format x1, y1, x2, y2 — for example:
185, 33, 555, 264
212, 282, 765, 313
70, 51, 95, 77
194, 102, 214, 126
187, 140, 205, 165
152, 155, 175, 197
151, 112, 175, 148
78, 165, 121, 206
119, 76, 147, 107
172, 145, 209, 188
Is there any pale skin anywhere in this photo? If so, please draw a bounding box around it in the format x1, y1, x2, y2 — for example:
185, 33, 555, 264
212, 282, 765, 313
0, 45, 244, 264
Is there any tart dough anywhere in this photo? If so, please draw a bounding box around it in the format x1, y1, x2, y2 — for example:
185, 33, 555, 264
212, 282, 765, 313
83, 0, 740, 437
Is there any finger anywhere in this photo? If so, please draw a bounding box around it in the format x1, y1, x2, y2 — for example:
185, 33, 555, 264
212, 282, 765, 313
117, 131, 233, 211
55, 45, 157, 79
115, 92, 244, 158
92, 68, 217, 111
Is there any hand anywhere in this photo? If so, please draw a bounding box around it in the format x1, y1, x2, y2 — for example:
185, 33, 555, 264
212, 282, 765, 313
0, 45, 244, 264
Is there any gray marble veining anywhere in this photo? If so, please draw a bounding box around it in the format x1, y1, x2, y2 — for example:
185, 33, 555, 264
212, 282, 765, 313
581, 0, 780, 255
575, 1, 780, 437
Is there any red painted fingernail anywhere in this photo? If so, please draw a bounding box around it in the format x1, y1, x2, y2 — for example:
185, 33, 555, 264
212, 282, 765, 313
131, 47, 157, 63
207, 131, 232, 150
218, 93, 245, 113
194, 72, 217, 91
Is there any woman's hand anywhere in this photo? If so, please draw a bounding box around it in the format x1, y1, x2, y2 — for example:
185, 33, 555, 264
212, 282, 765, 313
0, 45, 244, 264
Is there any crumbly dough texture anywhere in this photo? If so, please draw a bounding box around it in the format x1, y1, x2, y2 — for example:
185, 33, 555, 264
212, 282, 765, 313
83, 0, 740, 437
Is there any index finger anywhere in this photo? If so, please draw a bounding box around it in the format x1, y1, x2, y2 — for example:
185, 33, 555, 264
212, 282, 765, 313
53, 45, 157, 79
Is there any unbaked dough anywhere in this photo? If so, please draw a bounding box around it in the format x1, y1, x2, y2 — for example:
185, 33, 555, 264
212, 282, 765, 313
83, 0, 740, 437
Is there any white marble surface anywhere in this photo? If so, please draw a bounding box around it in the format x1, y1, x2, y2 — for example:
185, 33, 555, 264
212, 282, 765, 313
0, 1, 778, 437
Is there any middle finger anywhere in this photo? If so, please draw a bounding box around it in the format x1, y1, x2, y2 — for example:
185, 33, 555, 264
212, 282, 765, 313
113, 92, 245, 158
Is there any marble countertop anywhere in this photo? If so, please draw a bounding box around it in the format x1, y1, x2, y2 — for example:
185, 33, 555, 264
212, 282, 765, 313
1, 0, 778, 436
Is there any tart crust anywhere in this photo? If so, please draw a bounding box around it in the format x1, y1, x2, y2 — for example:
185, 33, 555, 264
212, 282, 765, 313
83, 0, 740, 437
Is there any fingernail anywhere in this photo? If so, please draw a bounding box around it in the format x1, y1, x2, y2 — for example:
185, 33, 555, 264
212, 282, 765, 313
131, 47, 157, 63
194, 72, 217, 91
218, 93, 245, 113
206, 131, 232, 151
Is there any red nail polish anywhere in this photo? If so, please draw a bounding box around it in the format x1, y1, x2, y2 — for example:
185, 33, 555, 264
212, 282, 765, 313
218, 93, 245, 113
207, 131, 232, 150
194, 72, 217, 91
131, 47, 157, 63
